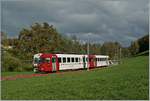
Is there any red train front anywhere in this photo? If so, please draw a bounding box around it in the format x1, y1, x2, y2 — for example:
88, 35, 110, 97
37, 54, 59, 72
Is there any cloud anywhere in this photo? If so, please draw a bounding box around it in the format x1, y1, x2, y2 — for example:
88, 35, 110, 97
1, 0, 149, 46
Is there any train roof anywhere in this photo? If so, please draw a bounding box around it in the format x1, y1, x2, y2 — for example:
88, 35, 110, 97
95, 55, 109, 58
33, 53, 42, 58
56, 54, 109, 58
34, 53, 109, 58
56, 54, 83, 57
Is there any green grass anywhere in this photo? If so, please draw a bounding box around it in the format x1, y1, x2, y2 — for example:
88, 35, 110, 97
1, 71, 33, 76
1, 56, 149, 100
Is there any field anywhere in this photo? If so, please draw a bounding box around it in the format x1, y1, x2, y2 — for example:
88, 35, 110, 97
1, 56, 149, 100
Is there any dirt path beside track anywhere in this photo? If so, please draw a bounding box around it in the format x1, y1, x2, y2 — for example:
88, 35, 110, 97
1, 73, 49, 81
1, 67, 107, 81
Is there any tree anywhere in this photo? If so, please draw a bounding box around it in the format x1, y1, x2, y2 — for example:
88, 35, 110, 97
100, 42, 121, 59
121, 47, 131, 57
14, 22, 62, 59
1, 32, 9, 46
138, 34, 149, 53
129, 41, 139, 56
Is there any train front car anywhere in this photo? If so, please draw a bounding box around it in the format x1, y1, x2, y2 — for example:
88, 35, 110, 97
37, 54, 59, 72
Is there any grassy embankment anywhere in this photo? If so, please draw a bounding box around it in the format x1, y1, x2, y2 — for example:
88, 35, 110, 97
1, 56, 149, 100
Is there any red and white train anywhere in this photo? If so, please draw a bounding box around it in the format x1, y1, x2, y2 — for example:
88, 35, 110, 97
33, 53, 110, 73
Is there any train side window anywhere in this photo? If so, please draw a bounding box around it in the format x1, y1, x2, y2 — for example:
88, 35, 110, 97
100, 58, 106, 61
100, 58, 102, 61
67, 57, 70, 63
104, 58, 106, 61
96, 58, 98, 61
86, 58, 88, 62
79, 58, 80, 62
75, 58, 78, 62
71, 57, 74, 62
58, 57, 61, 63
63, 57, 66, 63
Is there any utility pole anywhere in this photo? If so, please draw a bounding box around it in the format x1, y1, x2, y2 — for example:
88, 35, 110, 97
87, 33, 90, 71
117, 47, 119, 63
119, 47, 122, 64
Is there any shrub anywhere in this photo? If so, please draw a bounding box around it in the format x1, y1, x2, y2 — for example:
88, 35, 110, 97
21, 63, 33, 71
2, 53, 22, 72
1, 51, 31, 72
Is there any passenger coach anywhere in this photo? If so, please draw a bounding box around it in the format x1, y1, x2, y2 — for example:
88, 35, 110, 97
33, 53, 109, 73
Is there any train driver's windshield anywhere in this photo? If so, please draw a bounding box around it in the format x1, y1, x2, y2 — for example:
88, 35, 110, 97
34, 58, 39, 64
39, 58, 50, 63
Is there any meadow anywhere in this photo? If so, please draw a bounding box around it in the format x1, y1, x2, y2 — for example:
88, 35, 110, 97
1, 56, 149, 100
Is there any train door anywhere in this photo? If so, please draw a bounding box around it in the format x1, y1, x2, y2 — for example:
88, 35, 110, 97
40, 57, 51, 72
93, 57, 97, 67
52, 56, 57, 72
83, 56, 86, 69
89, 55, 96, 69
89, 58, 93, 68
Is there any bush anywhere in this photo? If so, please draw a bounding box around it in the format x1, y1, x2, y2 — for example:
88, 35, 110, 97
1, 51, 33, 72
21, 63, 33, 71
2, 52, 22, 72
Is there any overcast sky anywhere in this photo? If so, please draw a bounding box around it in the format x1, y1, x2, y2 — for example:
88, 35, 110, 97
1, 0, 149, 46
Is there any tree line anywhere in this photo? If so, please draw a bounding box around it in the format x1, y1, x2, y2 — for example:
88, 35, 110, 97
1, 22, 149, 71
